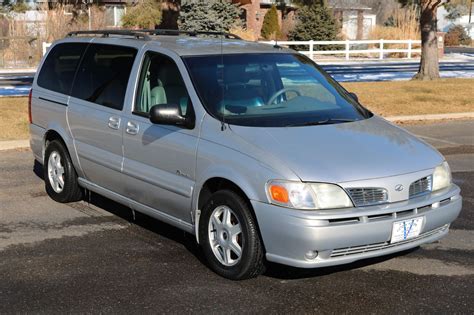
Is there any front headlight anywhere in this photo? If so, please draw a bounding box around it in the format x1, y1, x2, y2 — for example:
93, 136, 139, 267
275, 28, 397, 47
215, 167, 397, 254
432, 161, 452, 191
266, 180, 353, 210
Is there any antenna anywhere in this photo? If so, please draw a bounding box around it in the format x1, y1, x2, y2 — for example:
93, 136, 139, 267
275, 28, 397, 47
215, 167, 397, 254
220, 29, 226, 131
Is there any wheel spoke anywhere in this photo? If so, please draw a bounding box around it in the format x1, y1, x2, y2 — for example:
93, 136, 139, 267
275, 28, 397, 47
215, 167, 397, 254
224, 247, 232, 264
229, 239, 242, 258
229, 223, 241, 236
218, 246, 227, 264
211, 215, 221, 230
222, 207, 231, 226
57, 175, 64, 188
56, 156, 62, 168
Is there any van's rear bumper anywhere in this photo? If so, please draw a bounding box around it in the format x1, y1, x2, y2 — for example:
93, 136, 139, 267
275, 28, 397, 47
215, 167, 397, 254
29, 123, 45, 163
252, 184, 462, 268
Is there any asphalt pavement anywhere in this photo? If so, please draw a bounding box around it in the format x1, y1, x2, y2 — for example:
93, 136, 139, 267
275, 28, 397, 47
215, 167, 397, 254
0, 120, 473, 313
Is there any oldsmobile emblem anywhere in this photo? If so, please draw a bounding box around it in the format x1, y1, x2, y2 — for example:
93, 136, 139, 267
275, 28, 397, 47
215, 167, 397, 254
395, 184, 404, 192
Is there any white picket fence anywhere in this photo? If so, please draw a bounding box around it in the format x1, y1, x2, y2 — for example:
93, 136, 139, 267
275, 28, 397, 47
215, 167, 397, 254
42, 42, 52, 55
43, 39, 422, 60
259, 39, 422, 60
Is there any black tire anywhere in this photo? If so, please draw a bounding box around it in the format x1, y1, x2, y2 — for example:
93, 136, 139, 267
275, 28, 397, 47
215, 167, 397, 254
44, 140, 83, 203
199, 189, 265, 280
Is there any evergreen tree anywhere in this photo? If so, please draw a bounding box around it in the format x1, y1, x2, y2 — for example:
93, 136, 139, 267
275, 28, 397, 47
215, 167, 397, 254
178, 0, 241, 33
288, 2, 338, 50
261, 5, 281, 40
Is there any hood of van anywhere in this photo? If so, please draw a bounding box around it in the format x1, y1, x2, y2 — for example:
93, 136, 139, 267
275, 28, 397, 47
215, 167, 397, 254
230, 116, 443, 183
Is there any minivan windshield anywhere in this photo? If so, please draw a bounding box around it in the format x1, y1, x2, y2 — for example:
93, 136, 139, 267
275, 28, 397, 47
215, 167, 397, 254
183, 53, 371, 127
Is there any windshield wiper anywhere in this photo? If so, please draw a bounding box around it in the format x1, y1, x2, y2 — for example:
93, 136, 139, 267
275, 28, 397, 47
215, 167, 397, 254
285, 118, 356, 127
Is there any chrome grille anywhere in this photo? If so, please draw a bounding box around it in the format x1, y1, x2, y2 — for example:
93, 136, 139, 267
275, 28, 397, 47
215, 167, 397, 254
330, 225, 449, 258
409, 176, 432, 198
347, 188, 388, 207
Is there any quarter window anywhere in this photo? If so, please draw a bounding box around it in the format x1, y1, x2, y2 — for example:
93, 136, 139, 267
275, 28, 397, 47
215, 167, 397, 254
71, 44, 137, 110
135, 52, 191, 117
37, 43, 87, 95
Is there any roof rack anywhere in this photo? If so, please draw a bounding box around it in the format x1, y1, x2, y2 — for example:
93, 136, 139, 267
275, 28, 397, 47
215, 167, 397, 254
66, 29, 242, 40
67, 30, 151, 40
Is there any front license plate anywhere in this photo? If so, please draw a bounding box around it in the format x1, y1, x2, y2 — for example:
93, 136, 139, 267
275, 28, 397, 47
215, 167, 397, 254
391, 217, 424, 243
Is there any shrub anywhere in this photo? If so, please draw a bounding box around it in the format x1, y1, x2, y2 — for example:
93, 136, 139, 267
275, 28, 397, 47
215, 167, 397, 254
445, 25, 472, 46
122, 0, 162, 29
288, 2, 338, 50
261, 5, 281, 40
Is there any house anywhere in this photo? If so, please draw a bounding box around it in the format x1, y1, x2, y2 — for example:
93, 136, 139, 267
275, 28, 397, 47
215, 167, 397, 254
232, 0, 376, 40
232, 0, 297, 39
328, 0, 376, 40
0, 0, 132, 28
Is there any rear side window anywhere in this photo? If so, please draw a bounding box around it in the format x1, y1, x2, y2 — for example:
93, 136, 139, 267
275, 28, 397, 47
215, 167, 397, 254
71, 44, 137, 110
37, 43, 87, 95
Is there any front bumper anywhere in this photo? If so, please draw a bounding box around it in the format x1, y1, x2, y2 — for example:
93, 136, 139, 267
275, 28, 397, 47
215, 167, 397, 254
252, 184, 462, 268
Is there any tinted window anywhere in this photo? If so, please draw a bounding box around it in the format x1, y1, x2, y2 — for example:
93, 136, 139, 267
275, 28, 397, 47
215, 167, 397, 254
184, 53, 371, 127
71, 44, 137, 110
135, 52, 192, 117
37, 43, 87, 95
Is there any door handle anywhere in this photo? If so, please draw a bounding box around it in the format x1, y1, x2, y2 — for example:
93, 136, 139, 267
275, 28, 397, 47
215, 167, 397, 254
126, 121, 139, 135
108, 116, 121, 130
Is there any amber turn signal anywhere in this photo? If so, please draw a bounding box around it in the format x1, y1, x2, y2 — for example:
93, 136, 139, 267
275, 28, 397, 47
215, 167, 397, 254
269, 185, 289, 203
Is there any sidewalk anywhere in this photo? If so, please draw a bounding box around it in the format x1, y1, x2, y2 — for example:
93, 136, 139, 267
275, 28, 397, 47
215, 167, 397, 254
0, 140, 29, 151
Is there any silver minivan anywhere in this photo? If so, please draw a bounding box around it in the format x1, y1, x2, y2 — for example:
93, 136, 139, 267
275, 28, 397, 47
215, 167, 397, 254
29, 30, 462, 280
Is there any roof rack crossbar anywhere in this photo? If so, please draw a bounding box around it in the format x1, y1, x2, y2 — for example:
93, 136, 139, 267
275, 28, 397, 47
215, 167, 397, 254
67, 30, 151, 40
66, 29, 242, 40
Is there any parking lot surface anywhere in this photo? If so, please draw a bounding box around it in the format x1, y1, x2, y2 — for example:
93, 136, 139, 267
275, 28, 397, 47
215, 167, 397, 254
1, 120, 473, 313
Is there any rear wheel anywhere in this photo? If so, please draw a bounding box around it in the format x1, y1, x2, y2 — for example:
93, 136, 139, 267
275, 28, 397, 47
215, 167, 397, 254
44, 140, 83, 203
199, 190, 265, 280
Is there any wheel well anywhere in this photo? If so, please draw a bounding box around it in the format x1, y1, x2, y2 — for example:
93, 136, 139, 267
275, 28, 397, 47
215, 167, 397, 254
43, 130, 66, 159
198, 177, 250, 211
44, 130, 64, 146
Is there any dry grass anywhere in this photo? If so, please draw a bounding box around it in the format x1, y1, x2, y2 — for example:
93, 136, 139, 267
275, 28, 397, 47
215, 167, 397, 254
1, 79, 473, 140
343, 79, 474, 117
0, 97, 29, 140
230, 26, 258, 41
368, 5, 420, 58
369, 5, 419, 41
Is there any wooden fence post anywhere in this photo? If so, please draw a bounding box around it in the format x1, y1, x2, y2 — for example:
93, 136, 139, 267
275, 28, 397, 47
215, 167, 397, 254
379, 39, 384, 60
345, 40, 350, 60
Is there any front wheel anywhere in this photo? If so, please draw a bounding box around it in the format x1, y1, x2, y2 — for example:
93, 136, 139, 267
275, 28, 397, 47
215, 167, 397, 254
199, 190, 265, 280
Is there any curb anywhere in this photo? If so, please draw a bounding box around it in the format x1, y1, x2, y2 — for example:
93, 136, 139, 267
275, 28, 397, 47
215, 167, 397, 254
0, 140, 30, 151
385, 112, 474, 122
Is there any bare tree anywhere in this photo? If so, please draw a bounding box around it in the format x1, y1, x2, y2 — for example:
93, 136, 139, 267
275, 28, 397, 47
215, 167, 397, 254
413, 0, 450, 80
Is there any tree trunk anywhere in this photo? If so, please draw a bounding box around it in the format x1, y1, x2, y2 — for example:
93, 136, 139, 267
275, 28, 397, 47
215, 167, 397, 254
413, 0, 441, 81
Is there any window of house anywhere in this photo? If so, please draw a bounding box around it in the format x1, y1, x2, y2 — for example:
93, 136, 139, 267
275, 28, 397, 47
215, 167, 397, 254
105, 5, 126, 27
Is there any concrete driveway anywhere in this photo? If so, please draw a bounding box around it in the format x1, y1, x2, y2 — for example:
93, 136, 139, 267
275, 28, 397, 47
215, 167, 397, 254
0, 120, 473, 313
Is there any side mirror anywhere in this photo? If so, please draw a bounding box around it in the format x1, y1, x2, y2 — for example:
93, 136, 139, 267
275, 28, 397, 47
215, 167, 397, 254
348, 92, 359, 103
149, 104, 193, 128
